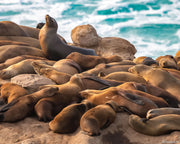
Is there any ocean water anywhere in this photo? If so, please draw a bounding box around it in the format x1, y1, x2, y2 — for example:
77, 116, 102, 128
0, 0, 180, 58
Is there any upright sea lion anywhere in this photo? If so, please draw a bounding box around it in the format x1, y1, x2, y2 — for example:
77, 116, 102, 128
0, 59, 54, 79
156, 55, 177, 69
101, 71, 147, 84
80, 101, 119, 136
0, 36, 41, 48
0, 87, 59, 122
66, 52, 122, 70
39, 14, 96, 60
49, 100, 92, 133
35, 74, 122, 121
0, 21, 28, 36
129, 114, 180, 136
128, 64, 180, 101
146, 108, 180, 119
0, 45, 44, 63
0, 83, 28, 104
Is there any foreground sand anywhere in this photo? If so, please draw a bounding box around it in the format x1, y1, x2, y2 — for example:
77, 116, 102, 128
0, 113, 179, 144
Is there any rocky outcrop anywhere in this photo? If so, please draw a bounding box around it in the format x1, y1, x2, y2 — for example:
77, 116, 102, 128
70, 24, 136, 60
11, 74, 56, 93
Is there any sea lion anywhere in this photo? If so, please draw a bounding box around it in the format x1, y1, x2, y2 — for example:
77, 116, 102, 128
35, 74, 122, 121
66, 52, 122, 70
101, 71, 147, 84
0, 87, 59, 122
20, 25, 40, 39
142, 57, 157, 66
0, 83, 28, 104
156, 55, 177, 69
80, 87, 158, 117
0, 40, 30, 46
162, 68, 180, 80
129, 114, 180, 136
32, 62, 71, 84
128, 64, 180, 101
0, 36, 41, 48
146, 108, 180, 119
117, 82, 179, 108
0, 59, 55, 79
133, 56, 147, 64
0, 45, 44, 63
53, 59, 82, 75
82, 63, 133, 76
80, 101, 119, 136
39, 14, 96, 60
49, 100, 92, 133
0, 21, 28, 36
0, 55, 47, 70
36, 22, 45, 29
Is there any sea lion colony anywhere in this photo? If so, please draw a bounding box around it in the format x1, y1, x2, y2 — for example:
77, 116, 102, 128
0, 14, 180, 137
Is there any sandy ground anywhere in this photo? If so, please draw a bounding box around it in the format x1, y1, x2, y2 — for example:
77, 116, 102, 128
0, 113, 179, 144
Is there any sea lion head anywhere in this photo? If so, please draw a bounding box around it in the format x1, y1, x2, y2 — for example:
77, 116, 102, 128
158, 55, 177, 69
128, 64, 151, 75
45, 14, 58, 30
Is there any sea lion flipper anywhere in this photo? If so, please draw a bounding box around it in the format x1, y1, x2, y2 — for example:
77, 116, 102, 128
0, 99, 18, 112
0, 97, 5, 105
102, 119, 111, 129
118, 91, 144, 105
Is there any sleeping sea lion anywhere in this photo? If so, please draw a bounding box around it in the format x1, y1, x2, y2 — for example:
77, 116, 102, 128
0, 87, 59, 122
129, 114, 180, 136
0, 83, 28, 104
39, 15, 96, 60
80, 101, 119, 136
128, 64, 180, 101
49, 100, 92, 133
156, 55, 177, 69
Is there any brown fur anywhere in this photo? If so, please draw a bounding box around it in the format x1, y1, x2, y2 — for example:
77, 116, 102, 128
32, 61, 71, 84
0, 45, 44, 63
35, 74, 122, 121
82, 63, 133, 76
0, 21, 28, 36
146, 108, 180, 119
133, 56, 147, 64
129, 114, 180, 136
0, 83, 28, 104
129, 64, 180, 101
156, 55, 177, 69
53, 59, 82, 75
0, 87, 59, 122
66, 52, 122, 70
117, 82, 179, 107
39, 15, 96, 60
0, 36, 41, 48
0, 59, 54, 79
80, 101, 119, 136
0, 55, 47, 70
101, 71, 147, 84
49, 100, 92, 133
0, 40, 30, 46
80, 87, 158, 117
20, 25, 40, 39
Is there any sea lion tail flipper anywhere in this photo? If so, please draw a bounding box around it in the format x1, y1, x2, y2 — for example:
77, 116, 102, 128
0, 99, 18, 112
118, 91, 144, 105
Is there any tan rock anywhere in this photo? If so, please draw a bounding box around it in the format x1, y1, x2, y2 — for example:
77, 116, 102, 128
71, 24, 136, 60
11, 74, 56, 93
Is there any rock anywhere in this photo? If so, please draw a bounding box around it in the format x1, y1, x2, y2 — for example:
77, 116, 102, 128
70, 24, 136, 60
11, 74, 56, 93
71, 24, 100, 47
0, 113, 179, 144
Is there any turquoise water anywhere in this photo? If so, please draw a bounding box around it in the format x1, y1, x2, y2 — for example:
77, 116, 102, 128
0, 0, 180, 58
